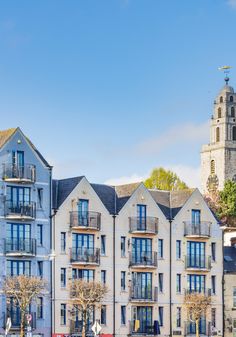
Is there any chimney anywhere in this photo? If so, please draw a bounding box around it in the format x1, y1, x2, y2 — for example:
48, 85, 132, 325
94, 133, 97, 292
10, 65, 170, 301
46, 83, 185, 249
230, 237, 236, 247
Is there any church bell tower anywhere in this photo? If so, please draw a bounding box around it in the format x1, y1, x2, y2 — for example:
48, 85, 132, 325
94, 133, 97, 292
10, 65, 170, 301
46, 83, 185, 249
201, 76, 236, 194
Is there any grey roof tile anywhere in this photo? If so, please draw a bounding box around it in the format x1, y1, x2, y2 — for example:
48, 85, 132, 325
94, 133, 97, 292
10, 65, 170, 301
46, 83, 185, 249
53, 176, 84, 209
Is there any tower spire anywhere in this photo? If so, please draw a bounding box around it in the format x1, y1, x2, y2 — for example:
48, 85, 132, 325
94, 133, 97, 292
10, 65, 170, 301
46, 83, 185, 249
218, 65, 232, 85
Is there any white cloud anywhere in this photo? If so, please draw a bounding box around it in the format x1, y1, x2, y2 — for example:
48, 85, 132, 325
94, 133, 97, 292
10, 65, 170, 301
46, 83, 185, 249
137, 121, 209, 155
228, 0, 236, 9
104, 173, 147, 186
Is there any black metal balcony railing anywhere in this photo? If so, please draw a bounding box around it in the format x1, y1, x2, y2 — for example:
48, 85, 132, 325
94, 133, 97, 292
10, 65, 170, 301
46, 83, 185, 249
2, 164, 36, 183
70, 211, 101, 230
4, 238, 36, 256
70, 320, 93, 336
129, 217, 158, 234
184, 221, 211, 237
130, 286, 158, 302
184, 288, 212, 297
129, 321, 156, 335
70, 248, 100, 264
185, 255, 211, 270
184, 320, 208, 336
129, 252, 158, 267
3, 311, 36, 330
5, 201, 36, 219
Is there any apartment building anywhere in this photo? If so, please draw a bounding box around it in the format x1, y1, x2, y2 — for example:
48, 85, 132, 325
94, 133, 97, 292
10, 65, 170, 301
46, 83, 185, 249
0, 128, 52, 337
52, 179, 223, 337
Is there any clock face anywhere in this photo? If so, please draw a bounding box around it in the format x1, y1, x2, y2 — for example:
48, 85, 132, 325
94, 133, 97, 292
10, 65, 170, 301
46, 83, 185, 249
207, 174, 219, 192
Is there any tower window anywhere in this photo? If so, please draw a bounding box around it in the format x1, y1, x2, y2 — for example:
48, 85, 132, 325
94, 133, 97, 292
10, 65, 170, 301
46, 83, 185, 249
231, 107, 235, 117
218, 107, 221, 118
216, 127, 220, 142
233, 126, 236, 141
220, 96, 223, 103
210, 160, 215, 175
230, 96, 234, 102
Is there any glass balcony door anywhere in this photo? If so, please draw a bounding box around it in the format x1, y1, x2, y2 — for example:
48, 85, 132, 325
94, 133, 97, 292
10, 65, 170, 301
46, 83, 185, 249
132, 238, 152, 263
132, 306, 153, 333
192, 209, 201, 225
187, 241, 205, 268
6, 223, 31, 252
12, 151, 24, 178
132, 272, 152, 299
7, 186, 31, 206
78, 199, 89, 226
187, 274, 206, 293
137, 205, 147, 230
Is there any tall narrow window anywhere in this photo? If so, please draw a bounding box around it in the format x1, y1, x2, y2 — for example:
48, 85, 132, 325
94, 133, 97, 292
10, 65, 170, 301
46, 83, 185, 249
101, 305, 106, 325
121, 306, 126, 325
218, 107, 222, 118
176, 307, 181, 328
61, 268, 66, 287
37, 188, 43, 209
101, 270, 106, 284
210, 160, 215, 175
121, 236, 126, 257
121, 271, 126, 291
231, 106, 235, 117
159, 273, 163, 293
216, 127, 220, 142
38, 261, 43, 278
220, 96, 223, 103
176, 240, 181, 259
159, 307, 163, 326
37, 225, 43, 246
211, 276, 216, 294
37, 297, 43, 319
158, 239, 163, 258
230, 96, 234, 102
211, 243, 216, 262
176, 274, 181, 293
211, 308, 216, 328
61, 232, 66, 253
101, 235, 106, 255
60, 304, 66, 325
233, 126, 236, 141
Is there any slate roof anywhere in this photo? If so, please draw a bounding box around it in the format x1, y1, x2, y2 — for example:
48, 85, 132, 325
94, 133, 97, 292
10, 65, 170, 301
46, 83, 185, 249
224, 246, 236, 273
53, 176, 84, 209
149, 190, 171, 219
170, 189, 195, 218
91, 184, 116, 214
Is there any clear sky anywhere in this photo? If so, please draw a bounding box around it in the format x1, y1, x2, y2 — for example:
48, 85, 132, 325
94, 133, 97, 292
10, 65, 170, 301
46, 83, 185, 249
0, 0, 236, 187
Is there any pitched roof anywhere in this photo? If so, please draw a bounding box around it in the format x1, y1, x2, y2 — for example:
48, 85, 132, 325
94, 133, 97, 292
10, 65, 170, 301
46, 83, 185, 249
170, 189, 195, 218
91, 184, 116, 214
115, 183, 141, 213
224, 246, 236, 273
149, 190, 170, 218
53, 176, 84, 209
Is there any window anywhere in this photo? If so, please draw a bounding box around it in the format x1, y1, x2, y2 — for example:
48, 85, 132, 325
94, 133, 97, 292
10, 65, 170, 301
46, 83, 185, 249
101, 270, 106, 284
37, 188, 43, 209
159, 273, 163, 293
187, 274, 205, 293
137, 204, 147, 229
121, 306, 126, 325
61, 268, 66, 287
232, 107, 235, 117
218, 107, 222, 118
61, 232, 66, 253
37, 225, 43, 246
192, 210, 201, 225
159, 307, 163, 326
216, 127, 220, 142
38, 261, 43, 278
187, 241, 206, 268
210, 160, 215, 175
101, 305, 106, 325
220, 96, 223, 103
121, 271, 126, 291
37, 297, 43, 319
60, 304, 66, 325
7, 260, 31, 276
158, 239, 163, 258
230, 96, 234, 102
211, 243, 216, 262
233, 126, 236, 141
211, 276, 216, 295
176, 240, 181, 259
101, 235, 106, 255
211, 308, 216, 328
72, 269, 94, 281
233, 287, 236, 307
121, 236, 126, 257
176, 307, 181, 328
176, 274, 181, 293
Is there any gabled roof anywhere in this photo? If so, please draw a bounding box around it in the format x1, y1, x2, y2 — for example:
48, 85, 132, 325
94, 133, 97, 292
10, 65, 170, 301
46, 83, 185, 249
170, 189, 195, 218
224, 246, 236, 273
53, 176, 84, 209
0, 127, 51, 168
91, 183, 116, 214
115, 183, 141, 213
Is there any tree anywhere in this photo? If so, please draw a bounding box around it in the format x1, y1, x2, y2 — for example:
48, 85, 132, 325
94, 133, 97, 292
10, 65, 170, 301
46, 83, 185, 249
184, 292, 211, 337
69, 279, 108, 337
3, 275, 47, 337
144, 167, 188, 191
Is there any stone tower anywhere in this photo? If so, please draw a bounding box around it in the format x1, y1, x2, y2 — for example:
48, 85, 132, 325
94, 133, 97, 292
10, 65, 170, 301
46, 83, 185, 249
201, 80, 236, 194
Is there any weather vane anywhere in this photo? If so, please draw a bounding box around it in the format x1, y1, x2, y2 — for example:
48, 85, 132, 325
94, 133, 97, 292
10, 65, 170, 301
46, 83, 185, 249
218, 65, 232, 85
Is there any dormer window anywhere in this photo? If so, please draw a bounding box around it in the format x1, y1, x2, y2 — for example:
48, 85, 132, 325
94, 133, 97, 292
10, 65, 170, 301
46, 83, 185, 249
231, 107, 235, 117
220, 96, 223, 103
218, 107, 222, 118
216, 127, 220, 142
230, 96, 234, 102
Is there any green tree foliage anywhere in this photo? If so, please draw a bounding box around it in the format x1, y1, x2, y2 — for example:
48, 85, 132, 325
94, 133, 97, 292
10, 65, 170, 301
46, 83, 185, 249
144, 167, 188, 191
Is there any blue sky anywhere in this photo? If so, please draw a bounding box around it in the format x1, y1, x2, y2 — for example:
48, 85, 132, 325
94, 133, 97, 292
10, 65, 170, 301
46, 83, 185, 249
0, 0, 236, 187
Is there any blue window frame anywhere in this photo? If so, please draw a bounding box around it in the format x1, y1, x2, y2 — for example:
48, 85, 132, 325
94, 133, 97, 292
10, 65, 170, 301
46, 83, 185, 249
60, 304, 66, 325
72, 269, 94, 282
7, 260, 31, 276
61, 268, 66, 287
176, 274, 181, 293
61, 232, 66, 253
101, 270, 106, 284
37, 224, 43, 245
121, 306, 126, 325
121, 236, 126, 257
158, 307, 163, 326
72, 233, 94, 252
192, 209, 201, 225
187, 241, 205, 268
187, 274, 206, 293
132, 238, 152, 263
101, 235, 106, 255
78, 199, 89, 226
211, 242, 216, 261
158, 273, 163, 293
37, 297, 43, 319
132, 307, 152, 333
38, 261, 43, 278
211, 275, 216, 294
158, 239, 163, 258
176, 240, 181, 259
189, 317, 206, 334
6, 223, 31, 251
101, 305, 106, 325
137, 204, 147, 229
132, 272, 152, 299
121, 271, 126, 291
7, 186, 31, 205
12, 151, 24, 167
176, 307, 181, 328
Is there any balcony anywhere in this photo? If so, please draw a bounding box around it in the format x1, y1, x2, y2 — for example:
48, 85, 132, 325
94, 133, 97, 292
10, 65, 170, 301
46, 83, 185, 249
4, 238, 36, 256
3, 311, 36, 330
5, 201, 36, 220
129, 321, 157, 336
184, 288, 212, 297
184, 320, 209, 336
129, 252, 157, 268
184, 222, 211, 238
185, 256, 211, 271
130, 286, 158, 302
129, 217, 158, 235
70, 320, 93, 336
2, 164, 36, 184
70, 211, 101, 230
70, 248, 100, 265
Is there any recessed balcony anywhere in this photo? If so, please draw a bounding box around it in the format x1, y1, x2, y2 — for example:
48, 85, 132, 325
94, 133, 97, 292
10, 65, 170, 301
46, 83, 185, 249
129, 321, 157, 336
70, 211, 101, 230
5, 201, 36, 220
185, 256, 211, 271
184, 320, 208, 336
70, 320, 93, 336
130, 286, 158, 303
129, 217, 158, 235
4, 238, 37, 256
184, 222, 211, 238
129, 252, 157, 269
70, 248, 100, 265
2, 164, 36, 184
